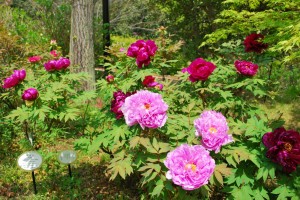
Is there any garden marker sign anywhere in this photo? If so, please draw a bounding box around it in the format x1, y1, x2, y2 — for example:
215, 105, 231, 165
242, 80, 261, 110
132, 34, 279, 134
58, 150, 77, 177
17, 151, 42, 194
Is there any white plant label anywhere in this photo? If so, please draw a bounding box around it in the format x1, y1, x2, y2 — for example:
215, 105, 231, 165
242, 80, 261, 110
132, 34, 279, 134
58, 150, 77, 164
18, 151, 42, 171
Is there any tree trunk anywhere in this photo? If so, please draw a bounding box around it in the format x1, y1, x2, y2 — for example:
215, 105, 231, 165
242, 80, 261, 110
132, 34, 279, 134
70, 0, 95, 90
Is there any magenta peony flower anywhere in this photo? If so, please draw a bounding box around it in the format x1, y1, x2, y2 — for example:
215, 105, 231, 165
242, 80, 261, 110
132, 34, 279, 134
194, 110, 233, 153
234, 60, 258, 76
56, 57, 70, 70
106, 74, 114, 83
127, 40, 158, 68
13, 69, 26, 81
164, 144, 215, 190
262, 127, 300, 173
121, 90, 168, 129
28, 56, 41, 63
22, 88, 39, 101
2, 76, 19, 88
154, 83, 163, 91
44, 58, 70, 71
44, 60, 57, 71
2, 69, 26, 89
244, 33, 268, 53
111, 90, 135, 119
182, 58, 216, 82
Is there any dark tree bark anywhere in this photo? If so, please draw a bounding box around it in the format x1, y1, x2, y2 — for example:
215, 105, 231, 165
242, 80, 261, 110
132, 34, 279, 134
70, 0, 95, 90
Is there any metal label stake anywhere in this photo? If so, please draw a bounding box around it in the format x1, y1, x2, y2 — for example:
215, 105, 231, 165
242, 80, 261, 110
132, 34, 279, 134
17, 151, 42, 194
32, 171, 37, 194
58, 150, 77, 177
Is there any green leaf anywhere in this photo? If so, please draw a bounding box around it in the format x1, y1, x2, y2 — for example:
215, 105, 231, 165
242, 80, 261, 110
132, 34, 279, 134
151, 184, 164, 197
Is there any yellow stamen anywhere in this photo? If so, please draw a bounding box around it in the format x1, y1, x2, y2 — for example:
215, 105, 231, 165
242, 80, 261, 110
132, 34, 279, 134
284, 142, 292, 152
144, 103, 151, 110
185, 163, 197, 172
209, 127, 217, 134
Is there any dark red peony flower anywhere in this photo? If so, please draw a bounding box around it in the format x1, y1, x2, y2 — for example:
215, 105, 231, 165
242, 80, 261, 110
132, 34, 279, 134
110, 90, 135, 119
182, 58, 216, 82
106, 74, 114, 83
262, 127, 300, 173
244, 33, 268, 53
142, 75, 163, 90
142, 75, 156, 86
234, 60, 258, 76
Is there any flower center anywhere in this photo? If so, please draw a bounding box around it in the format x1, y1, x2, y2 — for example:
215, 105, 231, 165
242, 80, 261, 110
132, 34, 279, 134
144, 103, 151, 110
185, 163, 197, 172
284, 142, 292, 152
209, 127, 217, 134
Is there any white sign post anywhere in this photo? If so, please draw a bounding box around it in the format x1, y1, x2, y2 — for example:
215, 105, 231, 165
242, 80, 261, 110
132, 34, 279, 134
58, 150, 77, 177
17, 151, 43, 194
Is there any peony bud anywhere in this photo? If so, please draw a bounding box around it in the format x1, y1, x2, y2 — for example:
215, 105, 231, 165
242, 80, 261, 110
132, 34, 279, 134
106, 74, 114, 83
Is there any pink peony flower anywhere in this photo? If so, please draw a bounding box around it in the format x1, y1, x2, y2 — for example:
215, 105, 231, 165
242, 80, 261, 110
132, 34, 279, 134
244, 33, 268, 53
164, 144, 215, 190
50, 50, 59, 57
182, 58, 216, 82
127, 40, 158, 68
234, 60, 258, 76
28, 56, 41, 63
2, 69, 26, 89
106, 74, 114, 83
194, 110, 233, 153
22, 88, 39, 101
111, 90, 135, 119
262, 127, 300, 173
121, 90, 168, 129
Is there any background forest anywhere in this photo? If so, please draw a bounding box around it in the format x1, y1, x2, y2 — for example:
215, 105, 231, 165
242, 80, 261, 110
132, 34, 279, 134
0, 0, 300, 199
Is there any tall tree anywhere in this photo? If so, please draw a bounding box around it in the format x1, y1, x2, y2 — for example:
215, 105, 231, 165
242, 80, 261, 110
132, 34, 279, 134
70, 0, 95, 90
